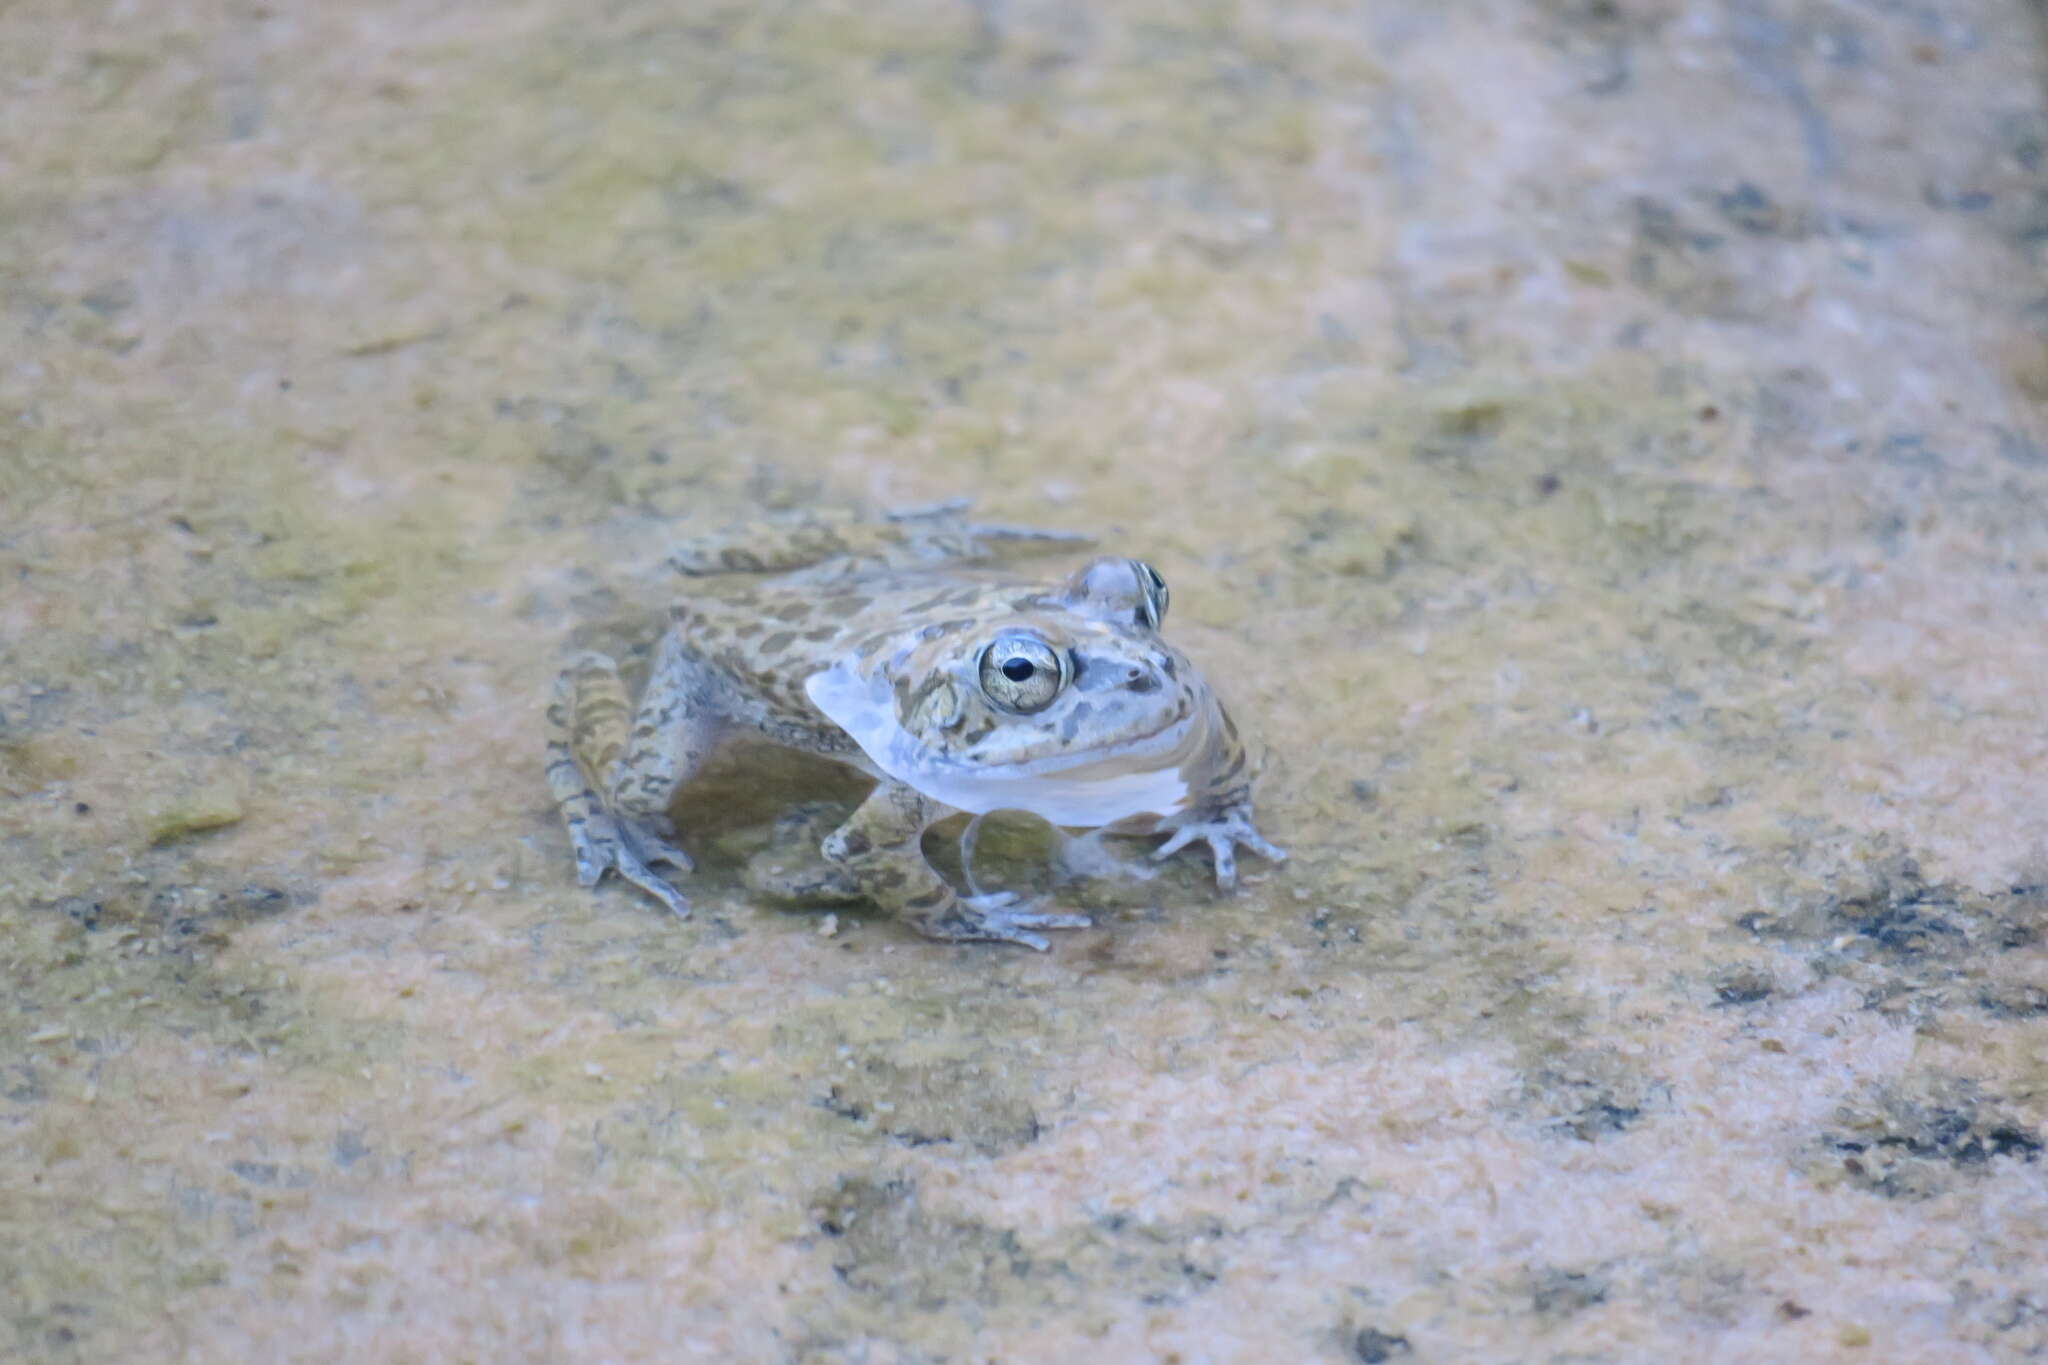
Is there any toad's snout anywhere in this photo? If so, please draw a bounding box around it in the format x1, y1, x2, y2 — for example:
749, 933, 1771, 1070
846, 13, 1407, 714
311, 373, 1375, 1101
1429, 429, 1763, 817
1074, 648, 1175, 698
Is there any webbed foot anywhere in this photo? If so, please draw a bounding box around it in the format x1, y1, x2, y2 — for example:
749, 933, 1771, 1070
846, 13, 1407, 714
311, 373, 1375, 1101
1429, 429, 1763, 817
913, 893, 1093, 951
1152, 809, 1286, 891
569, 810, 693, 919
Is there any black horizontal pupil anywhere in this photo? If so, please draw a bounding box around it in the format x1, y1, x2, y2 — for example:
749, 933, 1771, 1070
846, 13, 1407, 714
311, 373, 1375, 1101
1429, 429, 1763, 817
1001, 657, 1036, 682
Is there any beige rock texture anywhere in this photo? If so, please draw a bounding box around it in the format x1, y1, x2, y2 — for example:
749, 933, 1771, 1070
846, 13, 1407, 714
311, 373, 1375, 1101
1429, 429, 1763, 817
3, 1, 2046, 1361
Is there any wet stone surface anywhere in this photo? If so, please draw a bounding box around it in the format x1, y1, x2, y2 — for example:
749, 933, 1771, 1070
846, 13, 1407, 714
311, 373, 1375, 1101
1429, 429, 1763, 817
3, 0, 2047, 1360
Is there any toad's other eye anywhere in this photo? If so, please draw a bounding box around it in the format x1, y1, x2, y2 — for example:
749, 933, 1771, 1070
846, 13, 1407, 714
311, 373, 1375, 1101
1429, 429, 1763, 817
1133, 560, 1169, 630
978, 634, 1069, 713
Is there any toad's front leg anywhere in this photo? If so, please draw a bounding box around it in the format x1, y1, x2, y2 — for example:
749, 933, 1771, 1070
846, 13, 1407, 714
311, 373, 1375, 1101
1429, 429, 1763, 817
1152, 802, 1287, 891
824, 782, 1091, 951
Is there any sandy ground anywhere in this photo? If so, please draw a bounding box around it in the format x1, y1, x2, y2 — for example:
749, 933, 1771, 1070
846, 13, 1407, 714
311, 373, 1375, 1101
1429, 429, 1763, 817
3, 1, 2046, 1361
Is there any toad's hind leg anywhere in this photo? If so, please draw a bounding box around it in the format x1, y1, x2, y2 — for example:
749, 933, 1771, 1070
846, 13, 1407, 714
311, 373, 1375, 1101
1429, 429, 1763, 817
818, 783, 1091, 950
545, 637, 720, 920
604, 629, 723, 850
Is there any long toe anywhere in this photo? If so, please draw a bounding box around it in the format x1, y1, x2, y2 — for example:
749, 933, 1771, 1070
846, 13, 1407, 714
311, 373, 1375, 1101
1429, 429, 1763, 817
1209, 839, 1239, 891
1011, 911, 1093, 930
614, 860, 692, 920
644, 879, 692, 920
946, 896, 1090, 949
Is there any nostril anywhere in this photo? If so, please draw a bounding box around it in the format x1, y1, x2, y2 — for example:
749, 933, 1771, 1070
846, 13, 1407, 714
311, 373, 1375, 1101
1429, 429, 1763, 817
1126, 671, 1160, 694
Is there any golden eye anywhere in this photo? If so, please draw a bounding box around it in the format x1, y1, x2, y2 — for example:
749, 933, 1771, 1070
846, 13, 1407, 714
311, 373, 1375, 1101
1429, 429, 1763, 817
1133, 560, 1169, 629
978, 634, 1068, 713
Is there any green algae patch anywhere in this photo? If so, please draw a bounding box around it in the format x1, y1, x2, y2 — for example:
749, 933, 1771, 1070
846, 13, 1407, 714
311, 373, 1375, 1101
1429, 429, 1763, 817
141, 779, 246, 846
0, 734, 81, 797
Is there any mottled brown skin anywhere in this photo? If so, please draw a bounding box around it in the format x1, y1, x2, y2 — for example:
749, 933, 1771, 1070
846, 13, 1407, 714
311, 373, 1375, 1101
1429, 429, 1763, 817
544, 506, 1282, 948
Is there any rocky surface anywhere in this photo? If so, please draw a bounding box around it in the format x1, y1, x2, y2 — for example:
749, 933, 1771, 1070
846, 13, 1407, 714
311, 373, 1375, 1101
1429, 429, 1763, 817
3, 1, 2045, 1360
